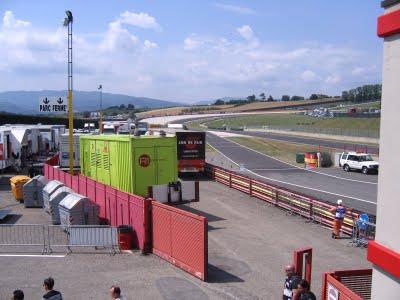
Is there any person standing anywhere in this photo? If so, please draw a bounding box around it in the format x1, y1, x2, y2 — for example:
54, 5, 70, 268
330, 199, 349, 239
42, 277, 62, 300
12, 290, 24, 300
110, 286, 126, 300
297, 279, 316, 300
283, 264, 301, 300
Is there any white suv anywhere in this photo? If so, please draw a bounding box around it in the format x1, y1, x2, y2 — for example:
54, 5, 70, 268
339, 152, 379, 174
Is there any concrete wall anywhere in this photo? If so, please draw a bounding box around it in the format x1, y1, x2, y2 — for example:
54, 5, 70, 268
371, 1, 400, 298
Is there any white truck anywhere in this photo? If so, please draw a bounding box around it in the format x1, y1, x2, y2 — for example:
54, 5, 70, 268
339, 152, 379, 174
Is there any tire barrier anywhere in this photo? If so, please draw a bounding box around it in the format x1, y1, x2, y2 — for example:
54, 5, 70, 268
205, 163, 371, 237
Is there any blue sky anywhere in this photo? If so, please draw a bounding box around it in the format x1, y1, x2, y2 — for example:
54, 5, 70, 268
0, 1, 383, 102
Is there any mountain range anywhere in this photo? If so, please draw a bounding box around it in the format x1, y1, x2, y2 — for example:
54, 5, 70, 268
0, 90, 183, 114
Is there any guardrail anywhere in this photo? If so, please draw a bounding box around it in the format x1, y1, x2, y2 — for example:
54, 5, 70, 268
205, 163, 371, 237
0, 224, 119, 254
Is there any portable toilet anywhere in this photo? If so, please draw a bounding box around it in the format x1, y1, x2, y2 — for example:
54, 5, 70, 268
43, 180, 65, 213
59, 193, 99, 226
23, 175, 48, 207
79, 135, 178, 197
48, 186, 73, 225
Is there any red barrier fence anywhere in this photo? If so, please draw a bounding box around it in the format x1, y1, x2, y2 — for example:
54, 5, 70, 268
44, 163, 208, 280
151, 200, 208, 281
44, 164, 150, 252
321, 269, 372, 300
206, 163, 361, 236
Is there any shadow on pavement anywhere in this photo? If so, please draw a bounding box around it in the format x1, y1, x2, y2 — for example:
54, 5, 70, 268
179, 205, 225, 222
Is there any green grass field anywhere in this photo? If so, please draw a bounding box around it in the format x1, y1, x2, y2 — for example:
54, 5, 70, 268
204, 113, 380, 131
229, 136, 336, 165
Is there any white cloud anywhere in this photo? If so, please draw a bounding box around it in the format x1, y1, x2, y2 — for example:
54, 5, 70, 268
215, 3, 255, 15
237, 25, 254, 41
119, 11, 162, 31
2, 11, 30, 28
301, 70, 318, 82
184, 36, 202, 51
99, 20, 139, 51
0, 11, 381, 102
325, 74, 341, 84
143, 40, 158, 50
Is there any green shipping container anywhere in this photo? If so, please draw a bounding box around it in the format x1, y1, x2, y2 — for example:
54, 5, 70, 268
80, 135, 178, 196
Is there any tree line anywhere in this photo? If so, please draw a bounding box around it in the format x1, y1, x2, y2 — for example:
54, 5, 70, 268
341, 84, 382, 102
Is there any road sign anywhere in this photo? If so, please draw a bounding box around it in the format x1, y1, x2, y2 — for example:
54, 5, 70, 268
39, 97, 67, 113
328, 284, 339, 300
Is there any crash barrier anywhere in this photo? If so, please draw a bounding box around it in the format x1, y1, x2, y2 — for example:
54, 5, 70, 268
321, 269, 372, 300
44, 164, 150, 252
205, 163, 368, 237
0, 224, 119, 254
45, 163, 208, 281
151, 201, 208, 281
351, 214, 376, 248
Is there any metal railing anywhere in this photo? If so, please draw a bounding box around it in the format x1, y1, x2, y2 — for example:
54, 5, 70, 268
0, 224, 119, 255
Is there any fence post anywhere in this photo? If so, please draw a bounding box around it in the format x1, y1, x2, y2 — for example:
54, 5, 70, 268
249, 179, 253, 196
229, 173, 232, 188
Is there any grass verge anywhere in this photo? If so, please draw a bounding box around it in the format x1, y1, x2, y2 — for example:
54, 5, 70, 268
205, 113, 380, 131
229, 136, 338, 166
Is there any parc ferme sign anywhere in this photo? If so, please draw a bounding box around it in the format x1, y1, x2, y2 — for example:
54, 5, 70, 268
39, 97, 67, 113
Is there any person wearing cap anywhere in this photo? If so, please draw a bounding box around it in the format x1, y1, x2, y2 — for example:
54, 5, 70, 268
330, 199, 349, 239
283, 264, 301, 300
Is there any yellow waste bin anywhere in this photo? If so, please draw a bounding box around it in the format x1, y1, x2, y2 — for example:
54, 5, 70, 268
10, 175, 31, 201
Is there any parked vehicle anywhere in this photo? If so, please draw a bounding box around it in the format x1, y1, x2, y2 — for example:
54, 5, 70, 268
339, 152, 379, 174
176, 131, 205, 174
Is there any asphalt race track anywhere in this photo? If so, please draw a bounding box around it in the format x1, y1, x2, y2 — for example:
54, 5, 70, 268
206, 133, 378, 215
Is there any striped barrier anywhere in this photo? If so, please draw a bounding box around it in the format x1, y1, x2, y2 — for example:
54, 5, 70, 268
205, 163, 364, 237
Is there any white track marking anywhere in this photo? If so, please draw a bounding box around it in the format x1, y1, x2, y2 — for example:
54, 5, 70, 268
207, 137, 377, 206
218, 135, 377, 185
245, 169, 376, 205
0, 254, 65, 258
250, 168, 299, 171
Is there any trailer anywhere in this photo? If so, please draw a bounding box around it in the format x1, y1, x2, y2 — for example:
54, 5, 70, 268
176, 131, 206, 173
0, 129, 12, 171
80, 135, 178, 196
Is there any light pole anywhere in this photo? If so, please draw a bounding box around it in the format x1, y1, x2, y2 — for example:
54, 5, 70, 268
98, 84, 103, 133
63, 10, 74, 175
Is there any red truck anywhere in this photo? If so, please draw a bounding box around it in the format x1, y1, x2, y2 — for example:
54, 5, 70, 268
176, 131, 206, 174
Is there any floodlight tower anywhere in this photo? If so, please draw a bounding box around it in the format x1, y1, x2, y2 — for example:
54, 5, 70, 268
63, 10, 74, 174
98, 84, 103, 133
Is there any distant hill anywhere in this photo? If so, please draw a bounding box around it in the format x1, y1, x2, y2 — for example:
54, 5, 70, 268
0, 90, 182, 114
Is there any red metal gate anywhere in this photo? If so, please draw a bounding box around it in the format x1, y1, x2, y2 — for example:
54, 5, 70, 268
151, 201, 208, 281
321, 269, 372, 300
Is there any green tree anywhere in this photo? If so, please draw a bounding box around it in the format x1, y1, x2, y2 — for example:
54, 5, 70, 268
259, 93, 266, 101
291, 95, 304, 101
214, 99, 225, 105
309, 94, 318, 100
267, 95, 274, 102
119, 104, 126, 109
246, 95, 256, 102
281, 95, 290, 101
